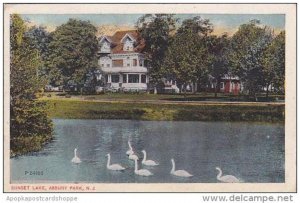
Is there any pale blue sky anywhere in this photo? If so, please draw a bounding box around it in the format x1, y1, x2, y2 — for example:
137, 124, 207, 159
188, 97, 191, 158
21, 14, 285, 30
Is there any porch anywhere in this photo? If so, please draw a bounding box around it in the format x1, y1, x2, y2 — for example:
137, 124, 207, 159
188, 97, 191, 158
105, 73, 149, 91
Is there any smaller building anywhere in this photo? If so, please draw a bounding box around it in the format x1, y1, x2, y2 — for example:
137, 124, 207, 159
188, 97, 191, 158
219, 75, 242, 95
204, 75, 242, 95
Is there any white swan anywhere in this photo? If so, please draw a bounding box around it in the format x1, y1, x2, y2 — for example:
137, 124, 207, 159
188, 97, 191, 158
126, 141, 134, 156
141, 150, 159, 166
134, 158, 153, 176
71, 148, 81, 164
129, 153, 139, 160
216, 167, 241, 183
170, 158, 193, 177
106, 154, 125, 171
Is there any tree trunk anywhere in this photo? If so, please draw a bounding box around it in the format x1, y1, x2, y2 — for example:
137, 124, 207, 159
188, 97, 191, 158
214, 82, 218, 98
179, 85, 183, 94
266, 83, 269, 99
191, 83, 195, 94
154, 86, 157, 94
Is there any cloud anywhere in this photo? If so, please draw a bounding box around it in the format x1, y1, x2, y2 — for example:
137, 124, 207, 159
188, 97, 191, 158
211, 26, 238, 36
211, 25, 284, 37
24, 20, 57, 32
23, 19, 284, 38
96, 24, 135, 37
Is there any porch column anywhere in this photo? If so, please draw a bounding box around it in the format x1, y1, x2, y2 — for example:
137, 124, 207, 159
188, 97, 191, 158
126, 74, 129, 83
139, 74, 142, 83
120, 74, 123, 86
108, 74, 111, 83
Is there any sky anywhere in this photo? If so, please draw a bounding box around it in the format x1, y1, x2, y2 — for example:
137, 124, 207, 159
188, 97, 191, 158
21, 14, 285, 35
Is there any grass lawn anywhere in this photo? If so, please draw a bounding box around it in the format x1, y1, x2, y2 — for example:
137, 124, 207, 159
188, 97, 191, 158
42, 97, 285, 122
42, 92, 285, 102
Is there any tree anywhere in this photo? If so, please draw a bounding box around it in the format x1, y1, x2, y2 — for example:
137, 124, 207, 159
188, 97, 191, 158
163, 31, 208, 95
10, 14, 53, 155
262, 31, 285, 95
47, 19, 98, 89
230, 20, 273, 98
25, 26, 52, 81
136, 14, 177, 93
26, 26, 51, 60
177, 16, 213, 36
162, 16, 213, 94
206, 34, 230, 97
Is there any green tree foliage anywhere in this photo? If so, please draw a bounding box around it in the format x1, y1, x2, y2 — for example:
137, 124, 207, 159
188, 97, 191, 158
177, 16, 213, 36
26, 26, 51, 60
162, 16, 214, 94
163, 31, 208, 94
47, 19, 98, 88
206, 34, 230, 97
10, 14, 53, 155
25, 26, 52, 81
230, 20, 273, 97
136, 14, 177, 91
262, 31, 285, 95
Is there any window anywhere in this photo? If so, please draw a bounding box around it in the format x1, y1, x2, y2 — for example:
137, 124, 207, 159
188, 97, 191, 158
112, 59, 123, 67
128, 74, 139, 83
105, 75, 109, 83
141, 75, 146, 83
220, 82, 224, 89
106, 64, 110, 67
127, 63, 130, 67
101, 64, 104, 67
111, 75, 120, 83
139, 60, 143, 66
123, 74, 127, 83
133, 59, 137, 66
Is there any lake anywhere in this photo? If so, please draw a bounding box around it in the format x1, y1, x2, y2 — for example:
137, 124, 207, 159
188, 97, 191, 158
11, 119, 284, 183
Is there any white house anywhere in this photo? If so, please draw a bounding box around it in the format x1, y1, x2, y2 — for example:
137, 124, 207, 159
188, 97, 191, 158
98, 30, 149, 92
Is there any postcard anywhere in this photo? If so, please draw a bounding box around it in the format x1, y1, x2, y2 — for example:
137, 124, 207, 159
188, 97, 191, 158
3, 3, 296, 192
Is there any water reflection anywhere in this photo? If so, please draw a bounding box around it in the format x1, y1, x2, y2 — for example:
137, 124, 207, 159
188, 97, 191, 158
11, 119, 284, 183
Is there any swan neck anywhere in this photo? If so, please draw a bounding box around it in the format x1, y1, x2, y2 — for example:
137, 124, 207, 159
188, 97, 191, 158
128, 142, 132, 150
171, 160, 175, 173
217, 168, 222, 179
74, 149, 77, 157
142, 151, 146, 162
107, 155, 110, 167
134, 159, 138, 172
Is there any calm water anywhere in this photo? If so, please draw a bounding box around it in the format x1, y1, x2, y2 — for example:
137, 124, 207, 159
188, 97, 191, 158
11, 119, 284, 183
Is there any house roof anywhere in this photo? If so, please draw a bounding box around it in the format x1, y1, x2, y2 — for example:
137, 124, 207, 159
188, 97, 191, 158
100, 30, 145, 54
99, 36, 112, 44
110, 30, 139, 42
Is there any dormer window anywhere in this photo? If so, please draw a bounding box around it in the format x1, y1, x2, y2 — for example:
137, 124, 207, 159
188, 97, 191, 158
123, 39, 133, 51
99, 37, 111, 53
121, 33, 135, 51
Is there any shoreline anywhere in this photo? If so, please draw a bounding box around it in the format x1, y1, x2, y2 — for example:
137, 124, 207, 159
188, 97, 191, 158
43, 98, 285, 123
11, 98, 284, 157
